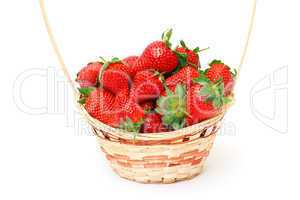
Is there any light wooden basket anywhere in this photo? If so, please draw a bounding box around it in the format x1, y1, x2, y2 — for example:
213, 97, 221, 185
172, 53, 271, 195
39, 0, 257, 183
78, 99, 224, 183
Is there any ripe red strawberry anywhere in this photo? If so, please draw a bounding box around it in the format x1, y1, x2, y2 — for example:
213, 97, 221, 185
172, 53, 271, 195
165, 66, 200, 88
189, 71, 233, 125
76, 62, 102, 87
186, 84, 219, 125
131, 70, 164, 103
130, 56, 154, 77
106, 87, 130, 127
107, 62, 132, 77
100, 57, 132, 77
99, 58, 131, 95
123, 56, 139, 67
206, 60, 236, 95
175, 40, 200, 67
112, 87, 130, 112
141, 113, 168, 133
131, 29, 178, 76
117, 99, 146, 132
123, 101, 145, 123
100, 69, 130, 95
84, 88, 117, 126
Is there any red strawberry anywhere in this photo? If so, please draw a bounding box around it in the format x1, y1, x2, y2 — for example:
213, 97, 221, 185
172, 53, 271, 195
123, 101, 145, 123
84, 88, 117, 126
141, 113, 168, 133
123, 56, 139, 67
131, 70, 164, 103
175, 40, 202, 67
186, 84, 219, 125
112, 87, 130, 112
107, 62, 132, 77
117, 99, 145, 133
131, 29, 178, 76
189, 71, 233, 125
101, 57, 132, 77
206, 60, 235, 95
100, 69, 130, 94
99, 58, 131, 95
165, 66, 200, 88
130, 56, 154, 77
76, 62, 102, 87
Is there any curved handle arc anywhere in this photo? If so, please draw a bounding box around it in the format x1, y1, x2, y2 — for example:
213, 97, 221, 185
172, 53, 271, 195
39, 0, 257, 90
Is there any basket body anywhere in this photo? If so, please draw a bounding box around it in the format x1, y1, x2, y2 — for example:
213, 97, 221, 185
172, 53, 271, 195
95, 129, 218, 184
80, 102, 224, 183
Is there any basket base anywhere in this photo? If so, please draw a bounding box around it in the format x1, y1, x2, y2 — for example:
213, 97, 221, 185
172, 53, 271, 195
112, 165, 204, 184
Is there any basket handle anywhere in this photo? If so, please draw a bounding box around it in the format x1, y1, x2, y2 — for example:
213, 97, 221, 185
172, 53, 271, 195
39, 0, 256, 91
237, 0, 257, 77
39, 0, 78, 95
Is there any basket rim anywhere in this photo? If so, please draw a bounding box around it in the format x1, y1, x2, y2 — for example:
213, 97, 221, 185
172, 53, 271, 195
76, 92, 227, 141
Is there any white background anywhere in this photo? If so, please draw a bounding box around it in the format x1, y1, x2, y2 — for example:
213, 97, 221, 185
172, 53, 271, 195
0, 0, 298, 199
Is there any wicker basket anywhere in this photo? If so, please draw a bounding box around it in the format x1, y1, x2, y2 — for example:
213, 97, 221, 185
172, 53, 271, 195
39, 0, 257, 184
78, 101, 225, 183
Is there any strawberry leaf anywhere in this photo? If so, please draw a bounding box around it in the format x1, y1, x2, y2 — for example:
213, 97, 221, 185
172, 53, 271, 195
180, 40, 188, 49
78, 87, 94, 96
224, 96, 233, 104
212, 98, 222, 108
194, 76, 210, 84
78, 97, 86, 105
193, 47, 200, 53
175, 51, 188, 68
199, 87, 211, 96
209, 59, 223, 66
120, 118, 143, 134
111, 57, 121, 63
195, 75, 229, 109
175, 84, 185, 98
98, 56, 107, 63
162, 28, 173, 48
231, 68, 238, 79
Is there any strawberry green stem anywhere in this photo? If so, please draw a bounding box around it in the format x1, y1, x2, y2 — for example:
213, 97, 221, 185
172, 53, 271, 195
199, 47, 210, 52
98, 61, 109, 89
162, 28, 173, 48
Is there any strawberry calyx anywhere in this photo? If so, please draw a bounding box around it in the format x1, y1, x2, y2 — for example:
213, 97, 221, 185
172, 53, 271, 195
231, 68, 238, 79
161, 28, 173, 48
156, 84, 187, 130
180, 40, 210, 53
120, 117, 144, 138
179, 40, 188, 49
176, 40, 191, 67
193, 74, 232, 108
78, 87, 95, 104
209, 59, 223, 66
174, 51, 188, 69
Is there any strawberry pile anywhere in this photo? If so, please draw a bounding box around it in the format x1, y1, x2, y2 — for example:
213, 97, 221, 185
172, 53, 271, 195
76, 29, 236, 133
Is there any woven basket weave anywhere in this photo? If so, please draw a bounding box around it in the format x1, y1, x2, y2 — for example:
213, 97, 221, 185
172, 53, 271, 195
78, 101, 224, 183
